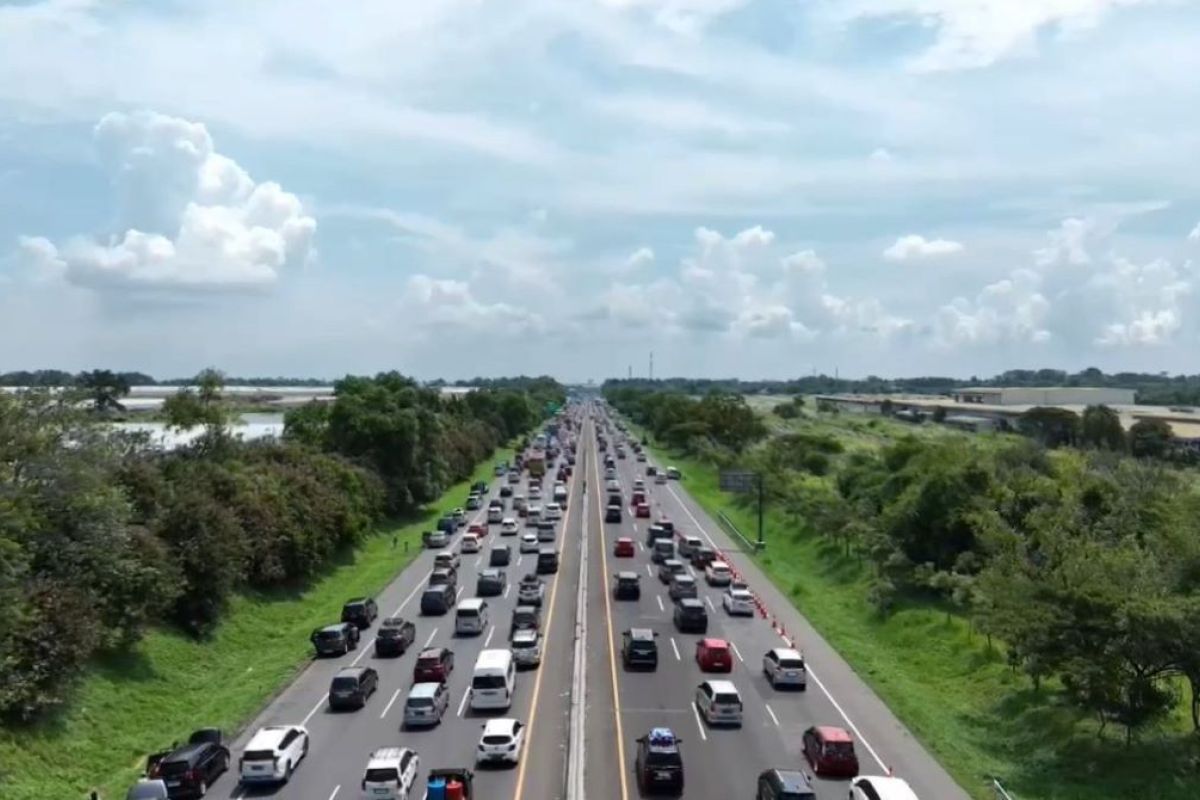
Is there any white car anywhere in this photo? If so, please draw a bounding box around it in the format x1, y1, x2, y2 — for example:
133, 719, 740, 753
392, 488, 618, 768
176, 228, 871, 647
520, 534, 540, 554
544, 502, 563, 521
487, 506, 503, 524
362, 747, 419, 799
705, 561, 733, 586
529, 485, 542, 500
434, 551, 460, 570
850, 776, 920, 800
763, 648, 807, 689
460, 534, 480, 554
500, 518, 519, 536
239, 725, 309, 785
633, 478, 645, 491
477, 718, 526, 765
722, 588, 755, 616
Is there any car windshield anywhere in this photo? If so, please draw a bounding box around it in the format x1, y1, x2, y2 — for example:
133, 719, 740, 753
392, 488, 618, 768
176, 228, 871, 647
331, 676, 359, 690
473, 675, 507, 689
417, 654, 442, 667
482, 734, 512, 745
243, 749, 275, 761
316, 629, 343, 640
779, 656, 804, 668
406, 697, 432, 707
364, 768, 399, 783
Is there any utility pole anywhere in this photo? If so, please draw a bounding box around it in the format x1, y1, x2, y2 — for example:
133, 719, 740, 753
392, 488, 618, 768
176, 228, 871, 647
627, 364, 632, 380
649, 351, 654, 381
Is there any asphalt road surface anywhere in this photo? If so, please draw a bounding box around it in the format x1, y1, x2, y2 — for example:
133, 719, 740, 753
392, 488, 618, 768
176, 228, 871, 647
189, 406, 968, 800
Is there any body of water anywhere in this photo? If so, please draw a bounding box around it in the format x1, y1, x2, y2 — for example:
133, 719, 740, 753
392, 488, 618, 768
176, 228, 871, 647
112, 412, 285, 450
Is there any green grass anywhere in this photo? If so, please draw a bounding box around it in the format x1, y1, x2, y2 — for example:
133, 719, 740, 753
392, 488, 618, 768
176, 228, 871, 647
634, 425, 1200, 800
0, 448, 513, 800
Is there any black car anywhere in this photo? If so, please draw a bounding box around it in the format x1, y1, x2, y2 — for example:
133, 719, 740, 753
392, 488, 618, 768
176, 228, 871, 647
622, 628, 658, 669
420, 584, 455, 615
437, 515, 458, 533
756, 769, 816, 800
605, 502, 622, 523
536, 547, 559, 574
327, 666, 378, 710
645, 524, 672, 548
635, 727, 683, 794
499, 485, 513, 498
510, 604, 541, 638
472, 480, 489, 495
477, 568, 506, 597
374, 616, 417, 657
614, 571, 641, 600
489, 545, 512, 567
148, 730, 230, 798
311, 622, 360, 657
341, 597, 379, 629
673, 598, 708, 634
690, 547, 717, 570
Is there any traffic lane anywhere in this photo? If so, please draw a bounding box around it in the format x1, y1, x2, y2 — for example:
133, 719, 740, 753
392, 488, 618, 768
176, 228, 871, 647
632, 451, 970, 799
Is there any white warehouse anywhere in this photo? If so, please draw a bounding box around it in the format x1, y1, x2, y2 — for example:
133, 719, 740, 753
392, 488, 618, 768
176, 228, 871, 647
950, 387, 1136, 407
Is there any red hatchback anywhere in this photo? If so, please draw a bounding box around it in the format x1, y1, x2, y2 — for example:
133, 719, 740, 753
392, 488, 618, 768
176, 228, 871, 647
802, 725, 860, 779
413, 647, 455, 683
695, 638, 733, 672
613, 537, 636, 558
469, 523, 487, 537
635, 502, 651, 518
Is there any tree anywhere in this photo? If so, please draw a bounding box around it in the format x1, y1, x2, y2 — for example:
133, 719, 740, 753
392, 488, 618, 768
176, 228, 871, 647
931, 405, 947, 423
880, 398, 894, 416
1128, 418, 1173, 459
75, 369, 131, 413
1018, 406, 1080, 447
1080, 404, 1125, 451
162, 367, 233, 446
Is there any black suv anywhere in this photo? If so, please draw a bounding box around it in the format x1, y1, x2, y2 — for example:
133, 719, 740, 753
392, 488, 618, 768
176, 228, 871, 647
622, 628, 658, 669
673, 598, 708, 634
490, 545, 512, 567
341, 597, 379, 629
420, 584, 454, 615
311, 622, 360, 656
477, 568, 506, 597
614, 572, 641, 601
605, 501, 622, 523
374, 616, 417, 657
634, 727, 683, 795
147, 729, 230, 798
327, 666, 379, 711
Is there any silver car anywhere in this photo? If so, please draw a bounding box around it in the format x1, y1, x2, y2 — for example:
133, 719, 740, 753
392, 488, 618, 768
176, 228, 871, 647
403, 682, 449, 727
762, 648, 807, 689
511, 629, 542, 667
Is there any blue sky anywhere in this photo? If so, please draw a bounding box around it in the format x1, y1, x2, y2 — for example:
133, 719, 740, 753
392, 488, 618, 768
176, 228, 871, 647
1, 0, 1199, 381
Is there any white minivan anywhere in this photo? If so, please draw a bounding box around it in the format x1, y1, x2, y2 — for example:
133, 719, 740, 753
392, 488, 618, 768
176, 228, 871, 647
470, 649, 516, 710
695, 679, 743, 727
239, 725, 310, 785
455, 598, 489, 636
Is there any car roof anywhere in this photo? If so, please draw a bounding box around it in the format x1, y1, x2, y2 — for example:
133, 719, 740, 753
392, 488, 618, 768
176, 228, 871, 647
677, 598, 704, 608
458, 598, 484, 609
479, 568, 501, 577
771, 647, 803, 659
408, 682, 442, 696
672, 574, 695, 583
344, 597, 370, 605
616, 536, 633, 543
336, 666, 370, 678
708, 560, 730, 568
644, 727, 679, 751
246, 726, 300, 749
512, 629, 539, 642
700, 638, 728, 648
417, 647, 448, 659
852, 776, 919, 799
482, 718, 519, 735
703, 679, 738, 693
320, 622, 351, 632
814, 725, 853, 742
765, 769, 813, 792
628, 627, 655, 640
162, 742, 209, 762
367, 747, 413, 767
616, 571, 639, 580
381, 616, 409, 626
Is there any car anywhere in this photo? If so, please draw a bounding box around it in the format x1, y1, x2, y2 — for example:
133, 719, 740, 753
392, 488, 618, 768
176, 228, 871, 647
636, 452, 647, 462
147, 731, 231, 798
604, 467, 617, 480
328, 666, 379, 710
487, 505, 503, 524
402, 682, 450, 728
495, 462, 508, 476
678, 536, 703, 559
553, 483, 568, 502
528, 485, 542, 500
605, 502, 622, 523
536, 547, 559, 574
722, 588, 756, 616
605, 477, 619, 492
511, 629, 542, 668
849, 775, 920, 800
509, 604, 541, 638
634, 728, 684, 794
424, 529, 450, 549
673, 598, 708, 634
520, 533, 540, 553
500, 518, 519, 536
490, 545, 512, 567
646, 465, 658, 476
695, 638, 733, 672
508, 470, 521, 484
763, 648, 807, 689
705, 561, 733, 586
658, 558, 686, 583
476, 568, 506, 597
466, 495, 482, 511
633, 478, 645, 491
613, 571, 641, 600
622, 628, 658, 669
695, 679, 743, 726
374, 616, 417, 657
477, 718, 526, 766
311, 622, 360, 656
499, 484, 514, 497
434, 551, 460, 571
517, 574, 546, 605
420, 584, 455, 615
617, 449, 626, 460
756, 769, 817, 800
460, 533, 481, 554
613, 537, 635, 557
536, 518, 556, 541
525, 505, 542, 527
452, 507, 467, 523
340, 597, 379, 629
668, 573, 697, 601
667, 467, 681, 480
802, 726, 860, 778
690, 547, 717, 570
436, 516, 457, 535
429, 567, 458, 590
413, 647, 455, 682
515, 496, 528, 517
239, 725, 309, 785
635, 502, 651, 518
362, 747, 420, 799
468, 521, 487, 537
544, 502, 563, 520
655, 473, 668, 485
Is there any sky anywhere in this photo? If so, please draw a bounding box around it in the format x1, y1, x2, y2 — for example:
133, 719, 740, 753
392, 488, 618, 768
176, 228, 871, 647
1, 0, 1200, 382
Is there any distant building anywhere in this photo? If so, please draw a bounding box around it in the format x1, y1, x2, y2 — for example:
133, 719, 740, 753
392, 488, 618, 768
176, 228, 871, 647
950, 387, 1135, 407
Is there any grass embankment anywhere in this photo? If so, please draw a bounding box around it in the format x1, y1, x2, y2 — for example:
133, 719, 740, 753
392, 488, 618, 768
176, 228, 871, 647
0, 448, 513, 800
635, 418, 1200, 800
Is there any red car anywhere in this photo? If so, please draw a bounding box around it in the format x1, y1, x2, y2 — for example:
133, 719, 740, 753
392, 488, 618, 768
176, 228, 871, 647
695, 638, 733, 672
413, 647, 455, 682
613, 537, 635, 558
631, 490, 646, 506
801, 725, 860, 778
468, 523, 487, 537
635, 502, 651, 518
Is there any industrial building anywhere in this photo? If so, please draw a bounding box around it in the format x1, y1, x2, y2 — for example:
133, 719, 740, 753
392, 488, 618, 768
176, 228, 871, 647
950, 387, 1136, 407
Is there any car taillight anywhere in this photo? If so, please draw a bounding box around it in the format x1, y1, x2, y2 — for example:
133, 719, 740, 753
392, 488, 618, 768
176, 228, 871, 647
148, 765, 160, 779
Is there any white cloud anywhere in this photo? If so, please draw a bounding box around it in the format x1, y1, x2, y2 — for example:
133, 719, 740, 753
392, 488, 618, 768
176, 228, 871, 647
936, 268, 1051, 346
1034, 217, 1092, 267
590, 92, 791, 137
625, 247, 655, 270
870, 147, 894, 162
402, 275, 545, 335
597, 0, 752, 34
782, 249, 825, 275
883, 234, 964, 261
23, 110, 314, 294
1188, 221, 1200, 240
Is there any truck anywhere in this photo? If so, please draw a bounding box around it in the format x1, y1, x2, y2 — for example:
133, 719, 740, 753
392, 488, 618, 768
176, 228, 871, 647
425, 767, 474, 799
527, 450, 546, 478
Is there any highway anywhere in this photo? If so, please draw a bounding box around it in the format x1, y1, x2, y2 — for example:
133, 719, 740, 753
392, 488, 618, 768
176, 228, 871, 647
189, 405, 967, 800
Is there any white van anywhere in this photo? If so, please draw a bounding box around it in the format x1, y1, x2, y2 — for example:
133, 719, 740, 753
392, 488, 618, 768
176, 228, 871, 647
695, 679, 743, 726
850, 776, 921, 800
470, 649, 516, 710
361, 747, 419, 799
455, 598, 489, 636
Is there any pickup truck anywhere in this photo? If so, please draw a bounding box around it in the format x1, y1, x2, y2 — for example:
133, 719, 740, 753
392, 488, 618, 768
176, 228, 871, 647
425, 767, 474, 799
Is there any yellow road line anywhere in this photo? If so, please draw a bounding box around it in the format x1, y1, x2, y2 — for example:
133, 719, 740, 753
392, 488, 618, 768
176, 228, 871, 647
511, 425, 580, 800
592, 418, 631, 800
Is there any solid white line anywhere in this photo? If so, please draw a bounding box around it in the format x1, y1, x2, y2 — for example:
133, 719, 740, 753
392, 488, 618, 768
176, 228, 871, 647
670, 637, 681, 661
729, 641, 744, 662
328, 785, 341, 800
656, 595, 664, 612
704, 596, 715, 612
380, 688, 401, 719
423, 628, 438, 647
764, 703, 780, 727
484, 625, 495, 647
302, 694, 326, 725
457, 685, 471, 717
690, 703, 708, 741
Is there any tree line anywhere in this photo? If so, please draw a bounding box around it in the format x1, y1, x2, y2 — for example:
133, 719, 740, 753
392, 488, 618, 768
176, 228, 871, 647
0, 371, 561, 721
605, 384, 1200, 742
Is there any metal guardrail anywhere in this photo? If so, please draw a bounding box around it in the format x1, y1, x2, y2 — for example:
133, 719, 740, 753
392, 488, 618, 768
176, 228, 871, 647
990, 778, 1016, 800
716, 510, 763, 553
